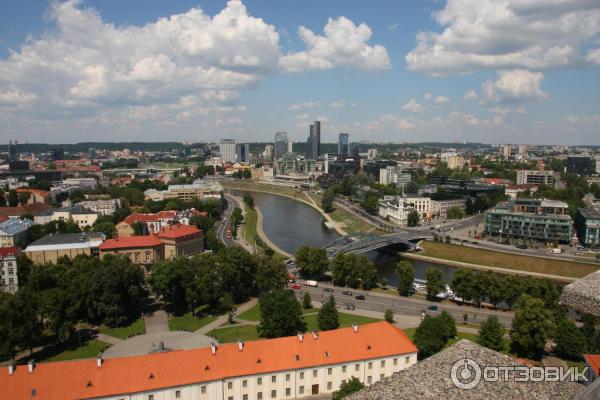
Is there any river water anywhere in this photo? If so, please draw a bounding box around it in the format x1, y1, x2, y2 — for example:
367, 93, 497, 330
236, 190, 458, 285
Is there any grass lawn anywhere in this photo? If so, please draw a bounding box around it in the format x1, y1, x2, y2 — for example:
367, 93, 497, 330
420, 241, 599, 278
303, 312, 381, 332
243, 207, 258, 244
99, 318, 145, 340
208, 324, 260, 343
168, 313, 216, 332
46, 340, 110, 362
237, 304, 261, 321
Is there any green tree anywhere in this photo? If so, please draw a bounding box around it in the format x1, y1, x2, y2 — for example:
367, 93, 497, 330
256, 255, 288, 294
413, 315, 447, 359
384, 309, 394, 323
318, 296, 340, 331
302, 292, 312, 309
7, 189, 18, 207
243, 194, 255, 209
438, 311, 457, 341
332, 377, 364, 400
554, 319, 586, 361
321, 188, 335, 213
407, 210, 420, 227
478, 315, 505, 351
510, 295, 555, 359
446, 206, 464, 219
395, 260, 414, 296
258, 290, 306, 338
295, 246, 329, 278
148, 258, 191, 312
18, 191, 30, 205
122, 187, 145, 206
131, 221, 147, 235
425, 268, 445, 301
361, 191, 380, 214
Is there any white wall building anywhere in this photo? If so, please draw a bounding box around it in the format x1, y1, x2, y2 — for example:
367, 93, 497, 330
220, 139, 237, 164
1, 322, 417, 400
379, 166, 411, 187
516, 170, 556, 185
431, 199, 467, 220
0, 247, 18, 294
77, 199, 122, 216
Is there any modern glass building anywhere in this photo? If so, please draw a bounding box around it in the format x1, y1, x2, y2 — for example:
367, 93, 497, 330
338, 133, 349, 155
576, 208, 600, 248
274, 131, 289, 160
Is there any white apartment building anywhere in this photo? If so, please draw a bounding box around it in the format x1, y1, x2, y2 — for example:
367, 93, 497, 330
440, 152, 465, 170
220, 139, 237, 164
0, 247, 19, 294
77, 198, 122, 216
34, 205, 99, 229
1, 322, 418, 400
516, 170, 557, 185
62, 177, 98, 190
379, 197, 413, 225
379, 166, 411, 187
431, 199, 467, 219
144, 180, 223, 202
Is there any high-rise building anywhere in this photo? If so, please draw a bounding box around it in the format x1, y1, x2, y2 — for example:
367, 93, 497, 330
338, 133, 350, 155
566, 155, 595, 175
502, 144, 511, 159
367, 149, 378, 160
274, 131, 288, 159
516, 170, 556, 185
235, 143, 250, 163
263, 144, 274, 160
517, 145, 527, 156
219, 139, 236, 163
307, 120, 321, 159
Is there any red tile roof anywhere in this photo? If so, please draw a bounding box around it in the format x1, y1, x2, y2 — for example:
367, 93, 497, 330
99, 236, 164, 250
0, 322, 416, 400
122, 211, 176, 225
0, 246, 19, 258
585, 354, 600, 376
157, 224, 201, 239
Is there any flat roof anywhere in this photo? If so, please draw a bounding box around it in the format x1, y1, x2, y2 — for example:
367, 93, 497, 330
578, 207, 600, 220
25, 232, 105, 248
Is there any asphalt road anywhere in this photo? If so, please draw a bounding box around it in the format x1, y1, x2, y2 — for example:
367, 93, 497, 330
216, 195, 236, 247
292, 280, 515, 328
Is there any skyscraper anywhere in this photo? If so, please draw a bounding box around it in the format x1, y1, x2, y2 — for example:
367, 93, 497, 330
274, 131, 288, 160
236, 143, 250, 163
502, 144, 511, 159
220, 139, 237, 163
338, 133, 349, 155
306, 120, 321, 160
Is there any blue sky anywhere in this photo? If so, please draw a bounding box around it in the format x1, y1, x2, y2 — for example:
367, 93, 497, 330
0, 0, 599, 144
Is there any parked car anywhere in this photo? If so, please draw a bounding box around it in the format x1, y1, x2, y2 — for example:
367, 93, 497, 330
290, 283, 301, 290
303, 280, 319, 287
355, 295, 366, 301
342, 290, 353, 296
427, 305, 438, 312
323, 288, 334, 293
343, 303, 356, 310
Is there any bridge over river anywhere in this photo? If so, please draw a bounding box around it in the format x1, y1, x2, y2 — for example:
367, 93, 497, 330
322, 230, 433, 258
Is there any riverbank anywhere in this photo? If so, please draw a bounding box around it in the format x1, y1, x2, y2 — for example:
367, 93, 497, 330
254, 205, 293, 258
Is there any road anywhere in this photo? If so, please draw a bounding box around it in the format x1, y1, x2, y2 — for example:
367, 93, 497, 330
216, 195, 236, 247
292, 280, 515, 328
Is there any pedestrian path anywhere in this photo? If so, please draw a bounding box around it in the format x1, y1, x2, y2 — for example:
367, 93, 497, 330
195, 298, 258, 335
144, 309, 169, 334
96, 333, 124, 345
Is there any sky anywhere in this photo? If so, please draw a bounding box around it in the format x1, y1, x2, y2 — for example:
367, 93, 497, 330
0, 0, 599, 145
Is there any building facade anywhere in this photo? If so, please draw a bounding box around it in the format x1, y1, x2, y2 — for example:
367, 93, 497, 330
516, 170, 556, 185
338, 133, 349, 155
576, 208, 600, 248
0, 322, 418, 400
157, 224, 204, 259
24, 232, 105, 264
430, 199, 467, 220
274, 132, 289, 160
34, 205, 99, 229
0, 246, 19, 294
236, 143, 251, 164
379, 166, 411, 187
220, 139, 237, 164
484, 199, 574, 243
116, 211, 177, 237
144, 180, 223, 202
99, 236, 164, 274
0, 218, 35, 247
77, 199, 122, 216
567, 155, 595, 175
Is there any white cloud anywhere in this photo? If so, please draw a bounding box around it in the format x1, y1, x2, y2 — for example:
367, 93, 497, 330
424, 92, 433, 101
405, 0, 600, 75
364, 114, 415, 132
449, 111, 480, 126
329, 100, 345, 108
586, 48, 600, 64
402, 98, 424, 113
434, 95, 451, 104
279, 17, 391, 72
350, 102, 359, 108
289, 101, 320, 110
463, 89, 478, 100
481, 69, 548, 103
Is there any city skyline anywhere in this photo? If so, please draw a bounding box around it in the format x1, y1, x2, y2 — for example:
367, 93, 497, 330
0, 0, 599, 144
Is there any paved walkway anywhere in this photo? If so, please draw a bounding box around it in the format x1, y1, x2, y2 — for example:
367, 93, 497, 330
144, 309, 169, 334
195, 298, 258, 335
96, 333, 123, 345
102, 331, 215, 359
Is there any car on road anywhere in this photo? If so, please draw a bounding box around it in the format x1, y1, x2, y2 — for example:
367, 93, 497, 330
323, 288, 334, 293
427, 305, 439, 312
343, 303, 356, 310
342, 290, 353, 296
290, 283, 301, 290
303, 280, 319, 287
355, 295, 366, 301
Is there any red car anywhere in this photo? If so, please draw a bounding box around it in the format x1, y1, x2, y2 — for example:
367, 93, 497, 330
290, 283, 301, 290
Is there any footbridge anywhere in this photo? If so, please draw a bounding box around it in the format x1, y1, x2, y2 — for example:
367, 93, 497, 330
322, 231, 433, 258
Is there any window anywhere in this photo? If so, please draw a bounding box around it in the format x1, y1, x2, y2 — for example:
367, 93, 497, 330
175, 390, 181, 399
228, 397, 233, 400
148, 395, 154, 400
201, 386, 206, 394
8, 268, 13, 275
271, 375, 277, 383
146, 251, 151, 262
342, 365, 347, 373
342, 379, 346, 385
313, 370, 318, 378
299, 386, 304, 394
257, 377, 262, 385
135, 252, 140, 262
327, 382, 332, 390
299, 372, 304, 380
368, 362, 372, 370
380, 374, 385, 380
243, 395, 248, 400
393, 358, 398, 366
243, 380, 247, 388
227, 382, 233, 390
327, 368, 332, 376
405, 356, 410, 363
355, 364, 360, 372
367, 376, 372, 384
286, 388, 291, 397
271, 390, 277, 398
257, 392, 263, 400
286, 373, 290, 382
381, 360, 385, 367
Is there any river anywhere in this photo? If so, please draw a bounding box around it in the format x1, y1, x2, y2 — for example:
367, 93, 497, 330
235, 190, 458, 285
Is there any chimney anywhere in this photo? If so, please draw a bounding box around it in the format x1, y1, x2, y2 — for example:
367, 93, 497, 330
210, 342, 217, 355
27, 360, 35, 373
8, 362, 15, 375
352, 324, 359, 333
96, 352, 103, 368
312, 331, 318, 340
237, 339, 244, 351
297, 333, 304, 342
